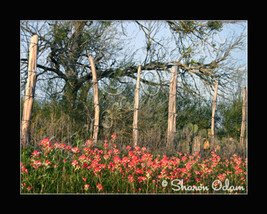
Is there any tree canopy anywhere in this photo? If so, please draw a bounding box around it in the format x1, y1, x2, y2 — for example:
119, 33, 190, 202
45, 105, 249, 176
21, 20, 246, 101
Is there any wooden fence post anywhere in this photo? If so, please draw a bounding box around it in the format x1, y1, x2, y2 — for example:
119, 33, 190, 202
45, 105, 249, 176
166, 65, 178, 151
88, 54, 99, 145
133, 64, 141, 147
240, 86, 247, 150
211, 79, 218, 150
21, 34, 38, 147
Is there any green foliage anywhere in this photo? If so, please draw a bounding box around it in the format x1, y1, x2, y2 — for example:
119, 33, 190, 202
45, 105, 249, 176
219, 98, 242, 139
186, 123, 198, 135
207, 21, 223, 31
176, 92, 212, 131
181, 21, 196, 33
199, 129, 208, 138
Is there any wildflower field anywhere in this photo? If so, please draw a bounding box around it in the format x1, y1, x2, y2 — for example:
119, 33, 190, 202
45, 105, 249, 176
20, 134, 247, 194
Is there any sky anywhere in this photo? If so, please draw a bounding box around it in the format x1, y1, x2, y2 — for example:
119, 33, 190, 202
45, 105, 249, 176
121, 20, 247, 68
120, 21, 247, 101
21, 20, 248, 102
20, 20, 247, 66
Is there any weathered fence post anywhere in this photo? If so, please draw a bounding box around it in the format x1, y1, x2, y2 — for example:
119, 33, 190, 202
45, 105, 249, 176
88, 54, 99, 145
211, 79, 218, 150
166, 65, 178, 151
240, 86, 247, 150
133, 64, 141, 147
21, 34, 38, 147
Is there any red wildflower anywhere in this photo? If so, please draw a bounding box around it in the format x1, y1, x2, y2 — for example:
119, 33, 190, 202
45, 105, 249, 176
84, 184, 90, 191
113, 148, 119, 155
54, 142, 60, 149
111, 134, 116, 141
43, 159, 51, 167
72, 147, 80, 154
99, 164, 106, 169
30, 150, 40, 158
128, 174, 135, 183
217, 173, 226, 182
137, 176, 146, 183
40, 138, 51, 147
113, 156, 121, 164
20, 163, 28, 174
134, 146, 140, 151
30, 160, 42, 169
94, 167, 101, 175
90, 159, 99, 169
72, 160, 78, 166
96, 184, 103, 191
86, 139, 93, 147
79, 155, 87, 163
135, 168, 144, 175
65, 145, 72, 150
103, 154, 109, 160
122, 156, 130, 164
71, 160, 80, 170
181, 156, 188, 162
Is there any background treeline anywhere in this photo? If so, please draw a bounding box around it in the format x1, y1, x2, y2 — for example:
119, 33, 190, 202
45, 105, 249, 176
21, 82, 245, 157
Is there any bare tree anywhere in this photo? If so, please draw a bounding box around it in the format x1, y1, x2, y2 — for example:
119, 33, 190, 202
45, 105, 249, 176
135, 20, 246, 98
21, 20, 246, 103
20, 21, 126, 104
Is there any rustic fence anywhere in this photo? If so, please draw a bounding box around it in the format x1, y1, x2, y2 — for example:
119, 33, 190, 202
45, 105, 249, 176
21, 35, 247, 157
21, 35, 38, 148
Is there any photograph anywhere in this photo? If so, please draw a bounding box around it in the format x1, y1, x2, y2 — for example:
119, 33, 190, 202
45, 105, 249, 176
20, 20, 247, 194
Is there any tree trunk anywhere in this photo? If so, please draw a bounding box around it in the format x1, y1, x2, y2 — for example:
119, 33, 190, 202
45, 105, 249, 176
166, 65, 178, 151
88, 54, 99, 144
211, 80, 218, 150
21, 35, 38, 147
133, 64, 141, 147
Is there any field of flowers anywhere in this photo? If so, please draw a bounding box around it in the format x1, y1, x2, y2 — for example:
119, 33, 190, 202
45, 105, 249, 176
20, 134, 247, 194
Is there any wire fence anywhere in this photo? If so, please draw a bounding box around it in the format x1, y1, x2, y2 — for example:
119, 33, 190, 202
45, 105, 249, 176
21, 80, 247, 159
